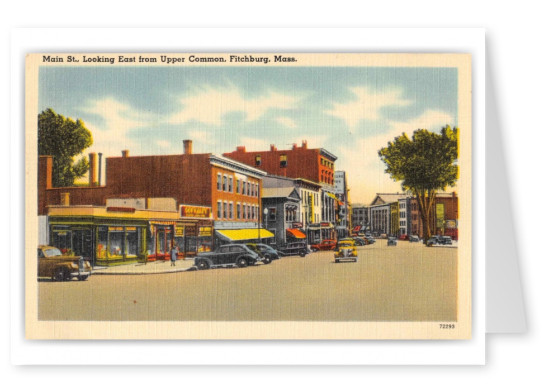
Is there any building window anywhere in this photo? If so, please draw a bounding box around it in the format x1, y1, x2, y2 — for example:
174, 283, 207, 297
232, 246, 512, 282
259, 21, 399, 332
255, 155, 261, 166
228, 177, 233, 193
229, 202, 233, 219
236, 179, 240, 194
237, 203, 241, 219
268, 207, 277, 221
217, 174, 221, 191
223, 175, 227, 191
280, 154, 287, 168
223, 201, 228, 219
217, 201, 222, 219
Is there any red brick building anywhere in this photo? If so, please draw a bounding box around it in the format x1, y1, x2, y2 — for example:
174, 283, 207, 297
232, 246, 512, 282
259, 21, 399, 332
410, 192, 459, 239
38, 140, 268, 265
223, 140, 337, 186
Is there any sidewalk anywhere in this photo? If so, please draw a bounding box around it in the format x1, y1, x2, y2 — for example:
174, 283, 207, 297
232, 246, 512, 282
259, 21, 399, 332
93, 258, 196, 275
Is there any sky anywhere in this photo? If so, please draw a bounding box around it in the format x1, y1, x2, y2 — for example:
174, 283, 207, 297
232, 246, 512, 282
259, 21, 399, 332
39, 65, 458, 204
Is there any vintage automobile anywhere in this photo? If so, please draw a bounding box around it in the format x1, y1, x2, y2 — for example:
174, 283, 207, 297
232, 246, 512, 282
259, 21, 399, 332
334, 239, 358, 263
245, 243, 280, 263
426, 236, 440, 246
38, 245, 92, 281
353, 237, 366, 246
387, 236, 398, 246
398, 234, 409, 241
310, 239, 337, 252
194, 244, 263, 270
409, 235, 420, 242
439, 236, 453, 245
276, 241, 309, 257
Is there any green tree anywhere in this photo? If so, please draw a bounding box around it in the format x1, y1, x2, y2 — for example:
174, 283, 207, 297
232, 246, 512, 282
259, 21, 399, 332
378, 126, 458, 244
38, 108, 93, 187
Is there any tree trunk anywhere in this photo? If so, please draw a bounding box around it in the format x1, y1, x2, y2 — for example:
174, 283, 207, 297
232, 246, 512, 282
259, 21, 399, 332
416, 191, 433, 246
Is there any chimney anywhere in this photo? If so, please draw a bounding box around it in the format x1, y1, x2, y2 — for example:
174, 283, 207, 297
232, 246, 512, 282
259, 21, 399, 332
302, 140, 308, 149
88, 152, 97, 186
122, 150, 129, 158
39, 156, 53, 189
270, 144, 277, 151
183, 140, 193, 155
292, 143, 297, 150
98, 153, 103, 186
236, 146, 246, 153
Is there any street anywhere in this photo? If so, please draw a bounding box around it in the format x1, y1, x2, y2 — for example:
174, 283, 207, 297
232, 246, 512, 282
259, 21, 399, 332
38, 241, 458, 322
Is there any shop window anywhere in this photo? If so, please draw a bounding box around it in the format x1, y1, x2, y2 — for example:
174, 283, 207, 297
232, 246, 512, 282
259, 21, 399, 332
51, 227, 71, 254
268, 207, 277, 221
97, 227, 108, 259
125, 227, 140, 257
280, 154, 287, 168
108, 227, 125, 257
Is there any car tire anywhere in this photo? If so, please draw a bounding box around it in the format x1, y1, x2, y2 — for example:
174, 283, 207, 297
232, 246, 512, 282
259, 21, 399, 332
78, 275, 89, 281
299, 251, 306, 257
335, 259, 340, 263
197, 260, 209, 270
236, 257, 248, 268
311, 248, 318, 252
53, 268, 66, 282
262, 257, 272, 264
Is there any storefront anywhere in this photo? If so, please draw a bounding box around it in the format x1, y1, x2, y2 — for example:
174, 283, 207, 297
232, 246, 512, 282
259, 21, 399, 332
48, 206, 213, 266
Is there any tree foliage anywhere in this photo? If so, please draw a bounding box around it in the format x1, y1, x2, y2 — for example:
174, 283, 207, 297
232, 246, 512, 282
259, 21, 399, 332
378, 126, 458, 242
38, 108, 93, 187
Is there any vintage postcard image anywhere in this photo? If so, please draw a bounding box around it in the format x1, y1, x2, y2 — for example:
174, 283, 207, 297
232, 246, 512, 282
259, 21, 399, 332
26, 53, 471, 339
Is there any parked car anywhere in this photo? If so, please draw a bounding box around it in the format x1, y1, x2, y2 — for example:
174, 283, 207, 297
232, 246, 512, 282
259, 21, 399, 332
194, 244, 263, 270
409, 235, 420, 242
38, 245, 92, 281
277, 241, 309, 257
334, 239, 358, 263
439, 236, 453, 245
387, 237, 397, 246
426, 236, 440, 246
245, 243, 280, 263
398, 234, 409, 241
353, 237, 366, 246
310, 239, 337, 252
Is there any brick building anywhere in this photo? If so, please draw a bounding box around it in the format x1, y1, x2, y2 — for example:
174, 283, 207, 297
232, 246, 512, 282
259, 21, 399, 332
38, 140, 270, 265
223, 140, 337, 186
410, 192, 459, 239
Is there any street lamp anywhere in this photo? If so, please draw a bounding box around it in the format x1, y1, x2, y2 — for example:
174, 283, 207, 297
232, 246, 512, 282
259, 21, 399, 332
263, 208, 268, 243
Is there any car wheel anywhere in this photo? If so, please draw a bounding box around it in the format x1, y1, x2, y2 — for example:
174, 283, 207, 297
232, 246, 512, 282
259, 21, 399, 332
197, 260, 209, 270
53, 268, 66, 282
299, 251, 306, 257
262, 256, 272, 264
311, 248, 318, 252
335, 259, 340, 263
236, 257, 248, 268
78, 275, 89, 281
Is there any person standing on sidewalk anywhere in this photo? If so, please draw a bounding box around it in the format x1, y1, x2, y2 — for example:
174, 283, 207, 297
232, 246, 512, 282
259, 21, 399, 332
170, 246, 178, 267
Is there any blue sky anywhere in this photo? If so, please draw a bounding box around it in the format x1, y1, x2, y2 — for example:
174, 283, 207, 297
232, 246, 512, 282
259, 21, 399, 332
39, 65, 458, 203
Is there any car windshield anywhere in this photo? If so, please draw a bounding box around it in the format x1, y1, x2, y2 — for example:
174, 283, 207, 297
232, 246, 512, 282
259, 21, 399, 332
43, 248, 62, 257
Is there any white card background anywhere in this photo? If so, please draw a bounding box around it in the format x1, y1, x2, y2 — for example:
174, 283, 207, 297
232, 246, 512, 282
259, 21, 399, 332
10, 27, 486, 365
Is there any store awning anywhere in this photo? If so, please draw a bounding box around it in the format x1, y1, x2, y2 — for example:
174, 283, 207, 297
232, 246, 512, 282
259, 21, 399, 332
216, 228, 274, 241
286, 228, 306, 239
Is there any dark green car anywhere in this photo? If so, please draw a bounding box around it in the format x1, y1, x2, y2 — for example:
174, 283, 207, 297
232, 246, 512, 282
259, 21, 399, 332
245, 243, 280, 263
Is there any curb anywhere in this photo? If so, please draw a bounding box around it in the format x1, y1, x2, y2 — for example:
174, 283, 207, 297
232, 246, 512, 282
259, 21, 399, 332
93, 267, 195, 275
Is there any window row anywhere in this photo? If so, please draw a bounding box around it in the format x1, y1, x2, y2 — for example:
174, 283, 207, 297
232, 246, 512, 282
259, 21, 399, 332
217, 201, 259, 220
216, 173, 259, 197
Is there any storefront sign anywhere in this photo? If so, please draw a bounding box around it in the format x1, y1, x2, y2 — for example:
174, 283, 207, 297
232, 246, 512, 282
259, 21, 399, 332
180, 205, 212, 218
199, 226, 213, 237
175, 224, 185, 237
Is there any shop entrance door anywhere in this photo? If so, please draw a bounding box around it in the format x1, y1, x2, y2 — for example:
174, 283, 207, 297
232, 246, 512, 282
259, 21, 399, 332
155, 226, 173, 260
71, 229, 94, 263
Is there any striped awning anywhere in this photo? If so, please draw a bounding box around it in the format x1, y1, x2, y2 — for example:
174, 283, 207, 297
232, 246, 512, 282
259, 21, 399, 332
286, 228, 306, 239
216, 228, 274, 241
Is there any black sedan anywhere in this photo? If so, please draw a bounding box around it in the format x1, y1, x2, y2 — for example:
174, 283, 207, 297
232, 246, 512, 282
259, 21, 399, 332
245, 243, 280, 263
194, 244, 263, 270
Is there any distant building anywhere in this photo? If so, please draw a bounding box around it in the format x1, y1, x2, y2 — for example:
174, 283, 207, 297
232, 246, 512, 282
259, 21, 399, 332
334, 171, 351, 238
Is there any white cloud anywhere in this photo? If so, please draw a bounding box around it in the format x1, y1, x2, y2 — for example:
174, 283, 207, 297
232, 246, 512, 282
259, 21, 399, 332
386, 109, 454, 134
275, 116, 298, 128
169, 85, 302, 126
338, 109, 455, 203
325, 86, 412, 130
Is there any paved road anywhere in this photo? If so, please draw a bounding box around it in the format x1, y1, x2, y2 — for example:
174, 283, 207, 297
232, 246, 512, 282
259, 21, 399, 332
38, 241, 457, 322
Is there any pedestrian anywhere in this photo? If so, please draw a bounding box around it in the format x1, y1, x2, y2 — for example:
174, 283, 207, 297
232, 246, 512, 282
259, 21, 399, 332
170, 246, 178, 267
